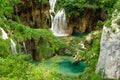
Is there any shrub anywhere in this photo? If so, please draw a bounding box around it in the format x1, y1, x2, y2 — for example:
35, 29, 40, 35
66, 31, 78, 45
115, 18, 120, 25
0, 54, 59, 80
0, 54, 32, 79
0, 38, 11, 58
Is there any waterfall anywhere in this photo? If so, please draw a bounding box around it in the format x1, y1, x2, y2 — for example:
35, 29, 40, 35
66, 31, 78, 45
0, 27, 17, 53
49, 0, 56, 21
49, 0, 69, 37
10, 38, 17, 54
49, 0, 56, 13
23, 42, 27, 54
0, 27, 8, 40
51, 9, 69, 36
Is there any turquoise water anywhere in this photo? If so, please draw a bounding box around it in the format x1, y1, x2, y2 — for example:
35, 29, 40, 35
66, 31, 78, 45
72, 32, 89, 38
58, 60, 86, 75
43, 56, 87, 75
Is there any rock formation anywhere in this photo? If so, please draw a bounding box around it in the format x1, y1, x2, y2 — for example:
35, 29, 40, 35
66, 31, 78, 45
68, 8, 107, 33
14, 1, 107, 34
96, 11, 120, 79
25, 38, 40, 60
14, 0, 50, 28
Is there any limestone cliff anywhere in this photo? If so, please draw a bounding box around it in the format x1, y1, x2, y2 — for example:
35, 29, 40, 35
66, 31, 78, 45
96, 11, 120, 79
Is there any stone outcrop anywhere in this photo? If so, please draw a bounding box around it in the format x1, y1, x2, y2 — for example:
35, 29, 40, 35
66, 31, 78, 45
25, 38, 40, 61
96, 11, 120, 79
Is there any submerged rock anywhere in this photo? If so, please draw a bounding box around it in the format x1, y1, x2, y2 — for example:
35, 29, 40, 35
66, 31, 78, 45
96, 11, 120, 79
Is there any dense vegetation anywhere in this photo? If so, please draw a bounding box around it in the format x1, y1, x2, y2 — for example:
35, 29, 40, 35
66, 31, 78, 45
0, 0, 120, 80
57, 0, 117, 17
0, 0, 67, 79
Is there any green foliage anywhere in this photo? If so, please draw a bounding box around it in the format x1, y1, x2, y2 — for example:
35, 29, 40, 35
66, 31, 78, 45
97, 21, 105, 28
37, 29, 68, 59
116, 18, 120, 25
0, 0, 21, 17
0, 54, 58, 80
105, 19, 112, 28
0, 13, 67, 62
0, 0, 119, 80
0, 54, 32, 79
92, 0, 116, 10
41, 0, 48, 4
9, 20, 68, 59
114, 0, 120, 11
26, 66, 57, 80
57, 0, 117, 17
57, 0, 87, 17
0, 38, 11, 58
80, 68, 101, 80
71, 31, 102, 79
104, 0, 120, 28
10, 20, 68, 59
111, 27, 116, 33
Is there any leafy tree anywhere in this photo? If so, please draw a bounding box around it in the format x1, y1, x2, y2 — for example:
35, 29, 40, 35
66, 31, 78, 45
57, 0, 117, 17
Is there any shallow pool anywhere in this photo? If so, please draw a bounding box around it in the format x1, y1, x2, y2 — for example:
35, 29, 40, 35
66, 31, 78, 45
43, 56, 87, 75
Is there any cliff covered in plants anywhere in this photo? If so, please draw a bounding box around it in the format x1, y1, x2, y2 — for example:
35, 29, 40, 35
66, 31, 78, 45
0, 0, 120, 80
14, 0, 109, 33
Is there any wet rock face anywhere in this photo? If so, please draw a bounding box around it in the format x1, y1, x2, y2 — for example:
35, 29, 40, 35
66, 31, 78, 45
96, 12, 120, 79
25, 38, 40, 61
25, 37, 46, 61
14, 0, 50, 28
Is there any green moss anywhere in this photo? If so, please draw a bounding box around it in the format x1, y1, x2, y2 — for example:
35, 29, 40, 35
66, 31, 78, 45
115, 18, 120, 25
0, 38, 11, 58
0, 54, 32, 79
111, 27, 116, 33
105, 19, 112, 28
114, 0, 120, 11
0, 54, 58, 80
56, 0, 117, 17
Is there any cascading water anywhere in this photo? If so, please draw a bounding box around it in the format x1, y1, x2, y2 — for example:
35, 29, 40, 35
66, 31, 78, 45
51, 9, 69, 36
49, 0, 56, 21
23, 42, 27, 54
10, 38, 17, 53
49, 0, 69, 37
0, 27, 8, 40
0, 27, 17, 53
